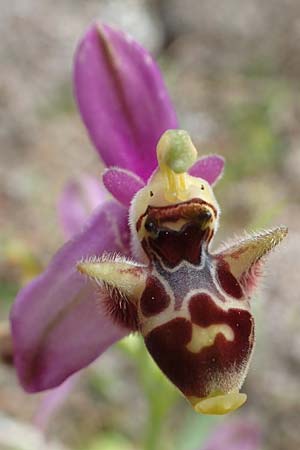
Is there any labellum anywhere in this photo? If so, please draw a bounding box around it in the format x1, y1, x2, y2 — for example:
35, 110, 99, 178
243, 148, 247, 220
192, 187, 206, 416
78, 129, 287, 415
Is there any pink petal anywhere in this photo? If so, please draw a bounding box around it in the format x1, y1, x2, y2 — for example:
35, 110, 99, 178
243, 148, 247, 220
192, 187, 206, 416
189, 155, 225, 185
103, 167, 145, 207
74, 23, 178, 181
11, 201, 130, 392
58, 175, 107, 239
201, 419, 261, 450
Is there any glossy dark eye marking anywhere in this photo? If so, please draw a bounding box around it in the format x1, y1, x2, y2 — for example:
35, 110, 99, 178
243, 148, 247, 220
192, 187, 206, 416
144, 217, 158, 235
145, 296, 254, 398
216, 259, 243, 299
140, 275, 170, 317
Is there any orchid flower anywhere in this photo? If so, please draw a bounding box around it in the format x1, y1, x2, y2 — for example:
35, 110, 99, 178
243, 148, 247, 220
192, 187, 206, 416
11, 23, 287, 416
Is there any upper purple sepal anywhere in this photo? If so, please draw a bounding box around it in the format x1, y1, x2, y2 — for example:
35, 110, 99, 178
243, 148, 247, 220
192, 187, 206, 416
74, 23, 178, 181
189, 155, 225, 185
10, 201, 130, 392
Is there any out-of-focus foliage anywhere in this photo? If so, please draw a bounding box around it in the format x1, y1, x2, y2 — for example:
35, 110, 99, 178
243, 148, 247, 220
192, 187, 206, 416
225, 91, 286, 180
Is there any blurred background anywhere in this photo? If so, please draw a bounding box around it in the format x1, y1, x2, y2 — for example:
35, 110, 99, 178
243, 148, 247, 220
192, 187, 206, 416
1, 0, 300, 449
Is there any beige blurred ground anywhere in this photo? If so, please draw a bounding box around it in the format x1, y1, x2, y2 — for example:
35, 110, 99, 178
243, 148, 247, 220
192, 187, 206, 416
1, 1, 300, 449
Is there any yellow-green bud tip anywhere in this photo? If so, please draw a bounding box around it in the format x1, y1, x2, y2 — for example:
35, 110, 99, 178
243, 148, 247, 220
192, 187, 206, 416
157, 130, 198, 174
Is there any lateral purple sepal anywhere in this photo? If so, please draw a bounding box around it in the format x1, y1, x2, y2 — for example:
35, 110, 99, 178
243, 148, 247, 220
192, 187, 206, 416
74, 23, 178, 181
11, 201, 130, 392
58, 175, 107, 238
189, 155, 225, 185
103, 167, 145, 207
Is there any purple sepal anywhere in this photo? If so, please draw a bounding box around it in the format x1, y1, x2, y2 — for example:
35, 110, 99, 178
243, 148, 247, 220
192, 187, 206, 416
11, 201, 130, 392
58, 175, 107, 239
103, 167, 145, 207
74, 23, 178, 181
189, 155, 225, 185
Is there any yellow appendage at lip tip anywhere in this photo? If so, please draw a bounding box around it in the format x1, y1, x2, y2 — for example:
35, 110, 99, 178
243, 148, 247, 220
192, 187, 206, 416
188, 392, 247, 415
156, 130, 197, 202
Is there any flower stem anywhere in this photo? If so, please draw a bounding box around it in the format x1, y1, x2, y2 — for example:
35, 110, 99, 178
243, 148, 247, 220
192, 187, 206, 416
144, 403, 165, 450
118, 336, 177, 450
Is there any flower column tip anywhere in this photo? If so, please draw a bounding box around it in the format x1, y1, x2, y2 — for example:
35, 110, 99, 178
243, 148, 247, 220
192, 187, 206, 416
156, 130, 198, 202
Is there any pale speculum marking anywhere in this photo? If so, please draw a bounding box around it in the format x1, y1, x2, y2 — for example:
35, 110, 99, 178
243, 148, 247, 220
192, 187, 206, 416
152, 254, 228, 310
186, 323, 234, 353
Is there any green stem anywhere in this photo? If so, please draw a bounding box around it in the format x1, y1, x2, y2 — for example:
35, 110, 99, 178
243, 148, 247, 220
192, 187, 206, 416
118, 337, 177, 450
144, 403, 165, 450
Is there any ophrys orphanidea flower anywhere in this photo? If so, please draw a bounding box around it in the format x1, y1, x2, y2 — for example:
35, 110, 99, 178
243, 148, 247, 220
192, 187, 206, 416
11, 24, 287, 416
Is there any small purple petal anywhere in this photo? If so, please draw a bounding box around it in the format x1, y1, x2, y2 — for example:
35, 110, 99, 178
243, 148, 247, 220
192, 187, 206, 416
74, 23, 178, 181
103, 167, 145, 207
201, 419, 261, 450
58, 175, 107, 239
189, 155, 225, 185
11, 201, 130, 392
